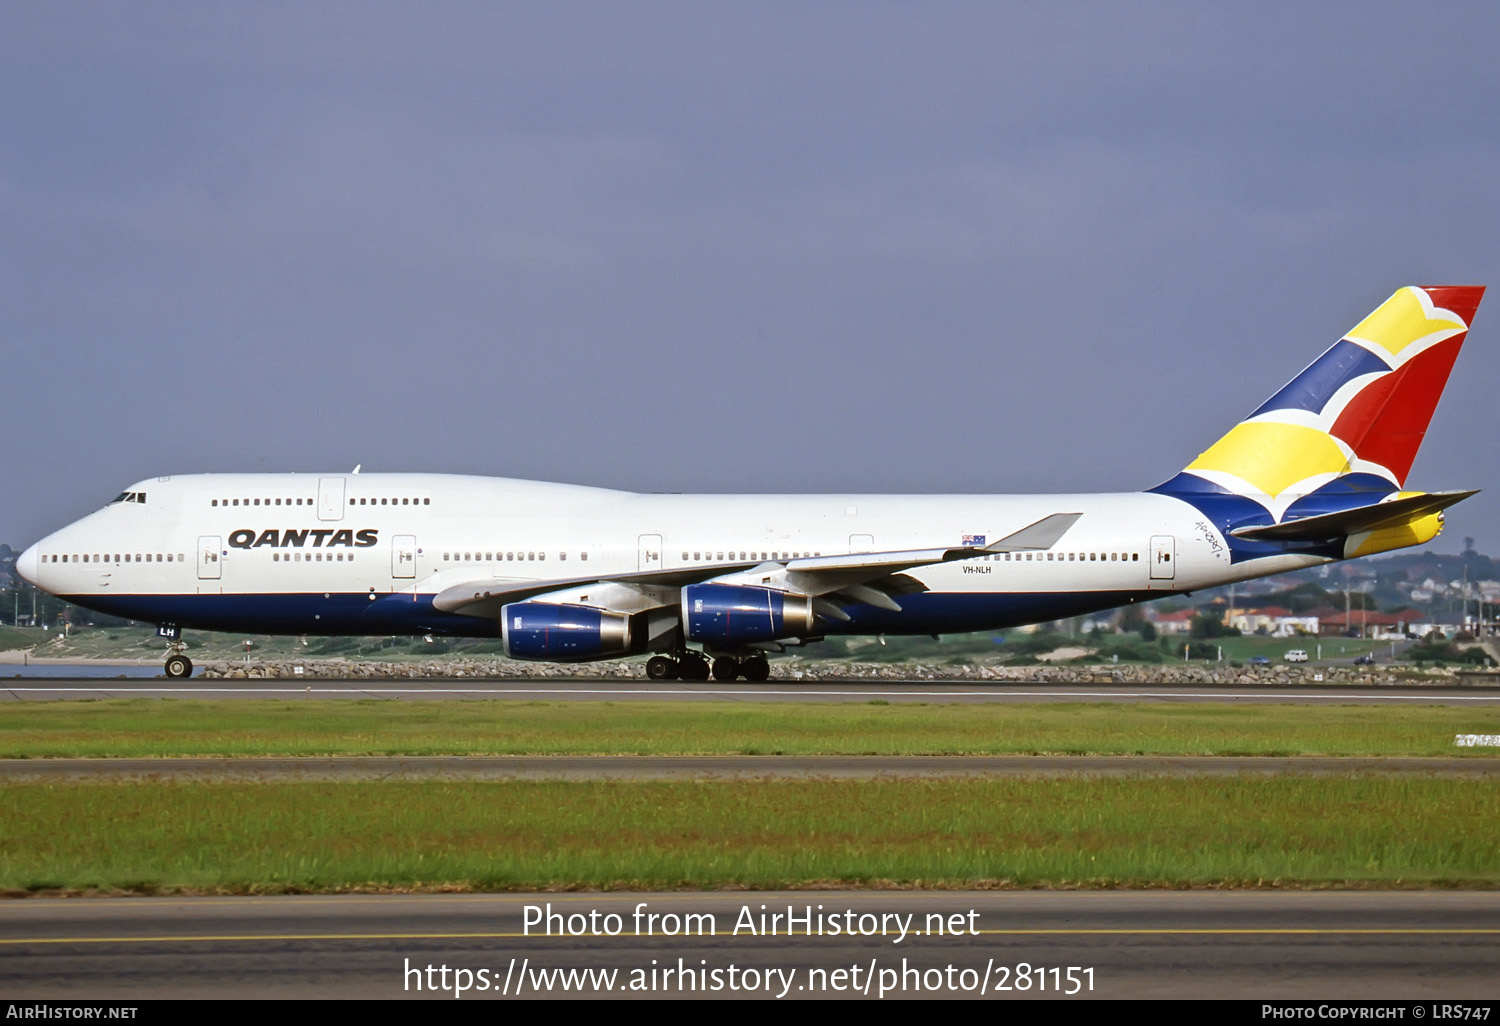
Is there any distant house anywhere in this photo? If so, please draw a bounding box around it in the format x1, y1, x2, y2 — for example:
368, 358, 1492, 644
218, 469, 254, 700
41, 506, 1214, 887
1229, 606, 1318, 636
1317, 608, 1425, 638
1147, 609, 1197, 635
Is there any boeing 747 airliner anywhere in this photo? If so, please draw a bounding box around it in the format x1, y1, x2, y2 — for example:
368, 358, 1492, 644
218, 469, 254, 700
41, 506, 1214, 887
16, 285, 1485, 680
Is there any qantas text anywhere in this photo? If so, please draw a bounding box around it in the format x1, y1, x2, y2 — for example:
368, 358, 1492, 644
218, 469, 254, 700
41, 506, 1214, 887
227, 529, 378, 549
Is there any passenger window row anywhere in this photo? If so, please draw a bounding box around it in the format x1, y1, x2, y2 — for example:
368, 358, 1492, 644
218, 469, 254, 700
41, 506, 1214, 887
442, 551, 578, 563
212, 497, 432, 507
272, 552, 352, 562
681, 551, 820, 562
997, 552, 1140, 562
213, 498, 312, 507
42, 553, 182, 563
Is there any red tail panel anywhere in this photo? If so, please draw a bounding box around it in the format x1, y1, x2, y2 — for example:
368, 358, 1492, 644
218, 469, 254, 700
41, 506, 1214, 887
1330, 334, 1465, 484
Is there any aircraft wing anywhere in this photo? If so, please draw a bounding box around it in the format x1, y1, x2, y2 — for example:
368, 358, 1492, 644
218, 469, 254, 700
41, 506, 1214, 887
432, 512, 1082, 619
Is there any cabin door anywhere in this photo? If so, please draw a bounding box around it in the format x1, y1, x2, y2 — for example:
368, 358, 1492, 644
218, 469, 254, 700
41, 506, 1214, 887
392, 535, 417, 579
198, 536, 222, 580
638, 534, 663, 572
317, 477, 345, 521
1150, 535, 1176, 580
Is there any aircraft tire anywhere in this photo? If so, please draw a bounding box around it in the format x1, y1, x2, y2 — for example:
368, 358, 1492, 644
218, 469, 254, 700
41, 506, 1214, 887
740, 656, 771, 682
164, 654, 193, 678
680, 655, 711, 681
711, 658, 740, 682
646, 655, 678, 681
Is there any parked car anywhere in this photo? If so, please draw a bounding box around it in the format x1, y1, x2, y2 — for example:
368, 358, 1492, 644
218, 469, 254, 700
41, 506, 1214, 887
1353, 654, 1378, 665
1247, 655, 1271, 666
1284, 649, 1309, 663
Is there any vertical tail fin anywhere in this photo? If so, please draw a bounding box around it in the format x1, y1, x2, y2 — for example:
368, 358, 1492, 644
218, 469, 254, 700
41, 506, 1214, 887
1155, 285, 1483, 521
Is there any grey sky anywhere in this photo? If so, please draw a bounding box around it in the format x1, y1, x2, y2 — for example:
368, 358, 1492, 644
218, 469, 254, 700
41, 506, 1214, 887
4, 3, 1498, 553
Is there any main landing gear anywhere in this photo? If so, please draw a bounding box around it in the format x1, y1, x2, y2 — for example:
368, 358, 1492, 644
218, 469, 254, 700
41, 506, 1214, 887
645, 653, 709, 681
645, 652, 771, 682
157, 625, 192, 678
715, 655, 771, 682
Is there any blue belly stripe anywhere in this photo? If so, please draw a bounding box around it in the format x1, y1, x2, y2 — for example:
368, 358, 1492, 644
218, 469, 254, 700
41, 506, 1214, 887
60, 588, 1159, 639
60, 591, 499, 638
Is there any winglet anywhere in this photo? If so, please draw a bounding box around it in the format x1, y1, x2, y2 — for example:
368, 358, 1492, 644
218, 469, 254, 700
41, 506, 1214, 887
983, 513, 1083, 552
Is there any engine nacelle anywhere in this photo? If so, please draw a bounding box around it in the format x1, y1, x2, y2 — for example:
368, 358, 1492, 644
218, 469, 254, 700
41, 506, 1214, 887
502, 602, 633, 662
682, 584, 816, 644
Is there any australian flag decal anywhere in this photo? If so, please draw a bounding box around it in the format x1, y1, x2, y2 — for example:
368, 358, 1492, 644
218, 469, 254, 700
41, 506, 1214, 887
962, 534, 985, 546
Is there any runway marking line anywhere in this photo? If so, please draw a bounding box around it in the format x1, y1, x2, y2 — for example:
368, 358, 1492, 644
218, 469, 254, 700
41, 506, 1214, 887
5, 928, 1500, 945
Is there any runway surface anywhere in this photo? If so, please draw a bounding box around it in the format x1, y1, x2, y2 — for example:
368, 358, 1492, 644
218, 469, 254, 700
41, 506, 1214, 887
2, 891, 1497, 999
6, 677, 1500, 704
3, 754, 1498, 781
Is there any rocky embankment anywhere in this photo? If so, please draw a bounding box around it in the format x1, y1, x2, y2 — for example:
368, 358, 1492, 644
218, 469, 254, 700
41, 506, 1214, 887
195, 658, 1467, 686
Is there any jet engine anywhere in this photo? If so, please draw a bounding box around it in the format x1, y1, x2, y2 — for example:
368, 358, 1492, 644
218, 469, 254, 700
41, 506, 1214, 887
681, 584, 816, 644
501, 602, 633, 661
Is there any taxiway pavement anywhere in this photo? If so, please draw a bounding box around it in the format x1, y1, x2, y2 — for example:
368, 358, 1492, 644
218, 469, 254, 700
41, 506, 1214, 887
2, 891, 1497, 999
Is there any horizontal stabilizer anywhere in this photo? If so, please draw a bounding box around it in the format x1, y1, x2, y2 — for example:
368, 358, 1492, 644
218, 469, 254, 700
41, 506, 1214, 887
1228, 490, 1478, 542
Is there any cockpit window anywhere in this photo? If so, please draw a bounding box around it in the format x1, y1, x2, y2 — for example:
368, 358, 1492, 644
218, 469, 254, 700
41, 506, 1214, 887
110, 491, 147, 504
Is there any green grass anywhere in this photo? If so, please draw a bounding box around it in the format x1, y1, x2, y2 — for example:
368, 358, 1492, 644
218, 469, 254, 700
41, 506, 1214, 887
1, 699, 1498, 758
0, 626, 48, 652
2, 778, 1496, 893
1203, 634, 1388, 663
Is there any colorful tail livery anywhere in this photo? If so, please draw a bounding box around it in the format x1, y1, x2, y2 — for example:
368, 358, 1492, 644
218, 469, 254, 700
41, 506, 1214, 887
1155, 285, 1484, 561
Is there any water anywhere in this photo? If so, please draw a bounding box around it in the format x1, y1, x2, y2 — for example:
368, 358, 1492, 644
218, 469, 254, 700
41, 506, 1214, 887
1, 663, 163, 678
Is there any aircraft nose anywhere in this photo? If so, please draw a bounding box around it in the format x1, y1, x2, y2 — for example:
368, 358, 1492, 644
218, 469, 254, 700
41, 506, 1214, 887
16, 543, 39, 586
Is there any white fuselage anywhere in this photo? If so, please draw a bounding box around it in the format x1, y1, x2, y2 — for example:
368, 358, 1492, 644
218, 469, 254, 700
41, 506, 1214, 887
18, 472, 1324, 643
